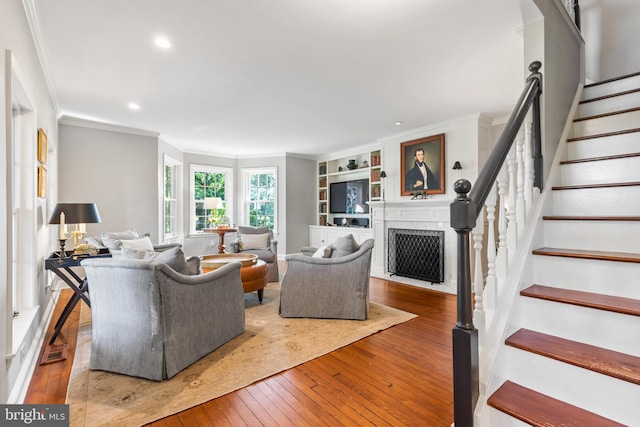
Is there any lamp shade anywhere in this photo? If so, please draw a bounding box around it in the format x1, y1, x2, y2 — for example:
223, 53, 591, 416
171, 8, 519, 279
204, 197, 221, 210
49, 203, 102, 224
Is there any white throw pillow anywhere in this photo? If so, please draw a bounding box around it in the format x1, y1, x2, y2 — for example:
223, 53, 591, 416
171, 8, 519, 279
312, 245, 333, 258
120, 236, 155, 251
239, 233, 270, 250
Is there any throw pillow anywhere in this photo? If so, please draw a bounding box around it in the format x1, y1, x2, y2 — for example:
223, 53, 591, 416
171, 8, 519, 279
121, 248, 157, 259
155, 246, 188, 274
120, 236, 155, 251
312, 245, 333, 258
331, 234, 360, 258
84, 236, 104, 248
101, 229, 140, 250
239, 233, 270, 250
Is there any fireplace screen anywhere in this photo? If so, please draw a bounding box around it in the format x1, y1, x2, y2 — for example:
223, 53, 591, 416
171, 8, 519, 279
388, 228, 444, 283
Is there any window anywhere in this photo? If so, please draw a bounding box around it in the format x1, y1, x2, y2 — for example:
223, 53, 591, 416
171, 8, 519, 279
163, 155, 181, 239
190, 164, 233, 233
243, 168, 277, 230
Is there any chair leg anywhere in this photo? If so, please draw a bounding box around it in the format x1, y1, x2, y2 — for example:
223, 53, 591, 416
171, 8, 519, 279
258, 289, 264, 304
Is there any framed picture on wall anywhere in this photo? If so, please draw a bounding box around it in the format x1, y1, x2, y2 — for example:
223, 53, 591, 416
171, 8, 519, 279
400, 133, 445, 196
38, 165, 47, 198
38, 128, 47, 164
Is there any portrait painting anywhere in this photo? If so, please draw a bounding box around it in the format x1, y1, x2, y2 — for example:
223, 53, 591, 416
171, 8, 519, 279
400, 133, 445, 197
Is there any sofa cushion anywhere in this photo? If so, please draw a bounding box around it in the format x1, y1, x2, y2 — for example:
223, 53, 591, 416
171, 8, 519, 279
120, 236, 154, 251
331, 234, 360, 258
312, 245, 333, 258
101, 229, 140, 250
239, 233, 270, 250
85, 235, 104, 248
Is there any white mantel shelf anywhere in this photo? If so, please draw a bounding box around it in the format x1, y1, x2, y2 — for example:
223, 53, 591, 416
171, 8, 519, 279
369, 198, 457, 294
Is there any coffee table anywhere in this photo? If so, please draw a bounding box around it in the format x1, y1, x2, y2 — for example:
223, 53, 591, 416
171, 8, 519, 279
200, 253, 268, 303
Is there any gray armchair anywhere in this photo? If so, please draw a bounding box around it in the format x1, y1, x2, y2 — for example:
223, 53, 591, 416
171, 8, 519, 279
81, 257, 245, 381
229, 226, 279, 282
279, 238, 374, 320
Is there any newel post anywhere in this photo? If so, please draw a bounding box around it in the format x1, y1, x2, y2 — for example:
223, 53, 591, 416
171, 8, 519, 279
528, 61, 544, 191
450, 179, 479, 426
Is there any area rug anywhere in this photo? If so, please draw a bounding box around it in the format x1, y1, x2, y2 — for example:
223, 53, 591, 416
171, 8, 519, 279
66, 282, 417, 427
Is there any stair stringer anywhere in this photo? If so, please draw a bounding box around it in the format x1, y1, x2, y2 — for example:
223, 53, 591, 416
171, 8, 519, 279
474, 86, 583, 426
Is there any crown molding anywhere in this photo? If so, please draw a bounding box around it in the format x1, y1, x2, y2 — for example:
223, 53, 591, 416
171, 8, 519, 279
58, 115, 160, 138
21, 0, 60, 115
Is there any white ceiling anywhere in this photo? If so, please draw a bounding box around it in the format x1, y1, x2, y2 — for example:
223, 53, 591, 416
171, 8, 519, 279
32, 0, 527, 157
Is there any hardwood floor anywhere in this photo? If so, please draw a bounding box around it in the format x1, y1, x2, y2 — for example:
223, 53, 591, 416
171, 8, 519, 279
26, 276, 457, 426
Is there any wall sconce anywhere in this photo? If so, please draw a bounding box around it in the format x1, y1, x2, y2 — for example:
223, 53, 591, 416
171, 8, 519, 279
452, 161, 462, 180
380, 171, 387, 201
49, 203, 102, 256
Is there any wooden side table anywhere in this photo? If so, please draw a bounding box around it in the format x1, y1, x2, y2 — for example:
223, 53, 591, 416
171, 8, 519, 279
200, 253, 268, 303
203, 227, 237, 253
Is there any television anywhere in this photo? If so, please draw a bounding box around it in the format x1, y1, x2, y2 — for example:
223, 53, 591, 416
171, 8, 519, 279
329, 179, 369, 214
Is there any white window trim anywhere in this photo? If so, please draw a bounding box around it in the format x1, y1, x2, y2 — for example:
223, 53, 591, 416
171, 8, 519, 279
189, 164, 233, 235
241, 167, 277, 233
162, 154, 182, 242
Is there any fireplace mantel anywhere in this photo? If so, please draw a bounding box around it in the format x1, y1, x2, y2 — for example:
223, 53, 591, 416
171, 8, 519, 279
369, 198, 457, 294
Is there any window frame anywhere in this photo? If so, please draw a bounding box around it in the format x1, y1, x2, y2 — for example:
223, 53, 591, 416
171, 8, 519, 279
189, 164, 234, 234
162, 154, 182, 241
242, 167, 277, 232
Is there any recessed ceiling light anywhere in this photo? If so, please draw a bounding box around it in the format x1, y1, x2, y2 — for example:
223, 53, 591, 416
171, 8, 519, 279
128, 103, 141, 110
154, 37, 172, 49
395, 121, 404, 126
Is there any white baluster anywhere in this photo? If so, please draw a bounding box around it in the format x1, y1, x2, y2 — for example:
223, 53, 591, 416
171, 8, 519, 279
524, 120, 535, 214
484, 184, 498, 312
496, 164, 508, 284
506, 145, 518, 258
472, 209, 485, 341
516, 131, 526, 232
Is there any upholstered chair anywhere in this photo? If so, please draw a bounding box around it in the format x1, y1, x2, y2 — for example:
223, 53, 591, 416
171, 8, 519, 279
81, 250, 245, 381
229, 226, 279, 282
279, 236, 374, 320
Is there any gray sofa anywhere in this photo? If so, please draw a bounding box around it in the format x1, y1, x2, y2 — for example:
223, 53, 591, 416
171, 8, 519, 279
229, 226, 279, 282
81, 256, 245, 381
279, 238, 374, 320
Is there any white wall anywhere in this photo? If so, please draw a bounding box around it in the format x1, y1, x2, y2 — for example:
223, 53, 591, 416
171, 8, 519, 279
1, 0, 58, 403
58, 124, 160, 243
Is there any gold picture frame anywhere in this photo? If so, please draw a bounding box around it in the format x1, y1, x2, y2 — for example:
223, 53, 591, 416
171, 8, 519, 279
38, 128, 47, 164
38, 165, 47, 198
400, 133, 445, 196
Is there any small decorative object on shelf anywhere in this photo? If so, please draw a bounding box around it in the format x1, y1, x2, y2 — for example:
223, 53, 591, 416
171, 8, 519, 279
338, 166, 343, 172
347, 159, 357, 170
362, 160, 369, 168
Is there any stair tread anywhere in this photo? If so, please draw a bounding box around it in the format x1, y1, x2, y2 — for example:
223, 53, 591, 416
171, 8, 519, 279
552, 181, 640, 190
543, 216, 640, 221
581, 87, 640, 104
574, 106, 640, 122
487, 380, 625, 427
584, 71, 640, 88
560, 152, 640, 164
532, 247, 640, 263
506, 329, 640, 384
567, 127, 640, 142
521, 284, 640, 316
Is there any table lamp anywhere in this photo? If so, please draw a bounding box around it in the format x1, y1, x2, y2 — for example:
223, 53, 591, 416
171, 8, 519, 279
49, 203, 102, 255
204, 197, 222, 227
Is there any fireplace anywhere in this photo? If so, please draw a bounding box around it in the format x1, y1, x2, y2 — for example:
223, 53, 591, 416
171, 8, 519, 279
388, 228, 444, 283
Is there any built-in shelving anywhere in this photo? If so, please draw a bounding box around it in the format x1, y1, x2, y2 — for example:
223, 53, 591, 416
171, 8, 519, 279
316, 148, 383, 227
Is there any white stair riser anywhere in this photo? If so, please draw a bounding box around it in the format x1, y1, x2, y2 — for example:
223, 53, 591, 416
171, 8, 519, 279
519, 298, 640, 356
552, 186, 640, 215
486, 408, 530, 427
573, 110, 640, 137
502, 347, 640, 426
579, 91, 640, 117
567, 135, 640, 160
560, 156, 640, 186
532, 255, 640, 299
544, 220, 640, 253
583, 74, 640, 99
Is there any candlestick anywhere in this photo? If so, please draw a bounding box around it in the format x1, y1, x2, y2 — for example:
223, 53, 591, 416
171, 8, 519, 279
59, 212, 66, 239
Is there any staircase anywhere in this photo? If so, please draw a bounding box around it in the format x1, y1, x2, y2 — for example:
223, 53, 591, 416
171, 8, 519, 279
486, 72, 640, 425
